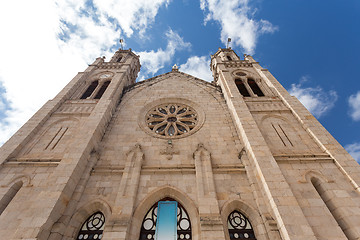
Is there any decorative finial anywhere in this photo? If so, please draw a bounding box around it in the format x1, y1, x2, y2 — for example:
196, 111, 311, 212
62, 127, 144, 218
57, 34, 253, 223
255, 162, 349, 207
172, 64, 179, 71
120, 39, 124, 50
227, 38, 231, 48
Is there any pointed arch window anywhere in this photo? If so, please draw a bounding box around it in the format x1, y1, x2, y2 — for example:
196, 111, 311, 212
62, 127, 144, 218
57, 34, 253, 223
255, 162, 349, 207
76, 212, 105, 240
0, 181, 23, 215
247, 79, 264, 97
81, 80, 99, 99
94, 81, 110, 99
227, 210, 256, 240
235, 79, 250, 97
227, 55, 232, 61
139, 198, 191, 240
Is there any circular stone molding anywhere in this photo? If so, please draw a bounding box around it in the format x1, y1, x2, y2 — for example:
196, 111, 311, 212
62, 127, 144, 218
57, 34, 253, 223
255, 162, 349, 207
139, 98, 205, 139
96, 72, 114, 80
232, 70, 247, 77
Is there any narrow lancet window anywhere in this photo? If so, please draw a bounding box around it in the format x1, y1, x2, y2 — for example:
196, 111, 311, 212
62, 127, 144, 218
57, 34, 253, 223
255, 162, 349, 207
0, 181, 23, 215
311, 177, 349, 238
117, 56, 122, 62
228, 210, 256, 240
81, 80, 99, 99
227, 55, 232, 61
247, 79, 264, 96
94, 81, 110, 99
76, 212, 105, 240
235, 79, 250, 97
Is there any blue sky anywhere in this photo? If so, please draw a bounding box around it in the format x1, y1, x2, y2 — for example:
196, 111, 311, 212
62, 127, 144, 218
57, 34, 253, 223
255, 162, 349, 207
0, 0, 359, 161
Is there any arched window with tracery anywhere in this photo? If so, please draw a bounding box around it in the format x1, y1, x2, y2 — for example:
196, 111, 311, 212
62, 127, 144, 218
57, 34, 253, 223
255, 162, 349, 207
139, 198, 191, 240
76, 212, 105, 240
227, 210, 256, 240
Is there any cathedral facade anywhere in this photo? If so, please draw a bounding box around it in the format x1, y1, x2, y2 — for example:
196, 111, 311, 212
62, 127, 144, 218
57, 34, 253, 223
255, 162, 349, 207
0, 48, 360, 240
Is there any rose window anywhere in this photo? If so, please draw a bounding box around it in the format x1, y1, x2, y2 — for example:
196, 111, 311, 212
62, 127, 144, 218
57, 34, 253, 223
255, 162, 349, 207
146, 104, 198, 137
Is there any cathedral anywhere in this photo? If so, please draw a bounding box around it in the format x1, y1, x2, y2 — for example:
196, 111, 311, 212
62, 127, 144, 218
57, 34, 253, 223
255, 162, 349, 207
0, 47, 360, 240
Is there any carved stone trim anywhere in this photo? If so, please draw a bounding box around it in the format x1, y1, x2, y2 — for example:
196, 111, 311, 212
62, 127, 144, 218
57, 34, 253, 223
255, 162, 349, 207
160, 141, 179, 160
96, 62, 125, 69
139, 98, 205, 139
245, 100, 289, 112
299, 170, 335, 184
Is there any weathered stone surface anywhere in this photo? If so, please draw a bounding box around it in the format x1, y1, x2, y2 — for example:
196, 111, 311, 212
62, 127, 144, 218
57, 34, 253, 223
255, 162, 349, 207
0, 48, 358, 240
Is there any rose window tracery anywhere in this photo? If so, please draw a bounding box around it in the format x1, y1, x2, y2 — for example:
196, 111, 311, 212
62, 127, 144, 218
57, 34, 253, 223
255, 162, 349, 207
146, 104, 198, 137
77, 212, 105, 240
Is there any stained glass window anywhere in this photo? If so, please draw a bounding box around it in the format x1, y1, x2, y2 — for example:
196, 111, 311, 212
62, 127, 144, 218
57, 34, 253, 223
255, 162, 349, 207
228, 210, 256, 239
146, 104, 198, 138
77, 212, 105, 240
140, 199, 192, 240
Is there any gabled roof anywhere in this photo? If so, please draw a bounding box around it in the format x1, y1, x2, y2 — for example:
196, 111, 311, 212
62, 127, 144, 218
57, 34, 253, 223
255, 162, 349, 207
124, 70, 221, 94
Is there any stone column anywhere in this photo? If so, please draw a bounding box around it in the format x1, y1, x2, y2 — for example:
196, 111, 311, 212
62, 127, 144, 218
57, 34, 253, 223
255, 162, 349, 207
194, 144, 226, 240
105, 144, 144, 240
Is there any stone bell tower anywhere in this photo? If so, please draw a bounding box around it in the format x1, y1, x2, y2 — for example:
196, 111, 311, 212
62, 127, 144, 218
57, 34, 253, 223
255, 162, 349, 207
0, 49, 140, 239
211, 47, 360, 239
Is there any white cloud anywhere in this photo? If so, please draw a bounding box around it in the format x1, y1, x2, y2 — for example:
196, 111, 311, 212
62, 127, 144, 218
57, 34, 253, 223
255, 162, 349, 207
179, 56, 213, 82
345, 142, 360, 163
55, 0, 170, 60
136, 29, 191, 80
93, 0, 170, 37
200, 0, 278, 54
0, 0, 171, 145
0, 0, 81, 145
348, 91, 360, 121
288, 77, 338, 118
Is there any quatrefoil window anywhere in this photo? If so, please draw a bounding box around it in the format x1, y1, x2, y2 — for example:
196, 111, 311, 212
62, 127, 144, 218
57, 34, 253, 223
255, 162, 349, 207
146, 104, 198, 137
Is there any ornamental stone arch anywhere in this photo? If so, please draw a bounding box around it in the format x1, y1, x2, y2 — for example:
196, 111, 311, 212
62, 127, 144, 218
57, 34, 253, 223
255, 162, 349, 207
300, 170, 334, 184
259, 114, 302, 152
130, 185, 200, 240
21, 117, 80, 158
77, 71, 114, 100
221, 199, 268, 240
40, 116, 80, 144
64, 198, 112, 239
259, 114, 294, 131
2, 174, 32, 188
231, 68, 258, 80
